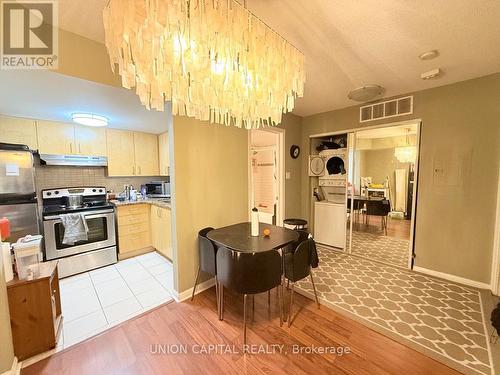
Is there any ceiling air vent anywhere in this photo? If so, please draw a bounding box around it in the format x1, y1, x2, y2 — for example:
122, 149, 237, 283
359, 96, 413, 123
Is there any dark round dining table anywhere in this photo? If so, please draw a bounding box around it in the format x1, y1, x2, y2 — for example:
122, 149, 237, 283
207, 222, 299, 253
207, 222, 299, 321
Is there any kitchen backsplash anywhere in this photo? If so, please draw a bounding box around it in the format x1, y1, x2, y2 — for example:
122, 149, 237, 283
35, 165, 164, 197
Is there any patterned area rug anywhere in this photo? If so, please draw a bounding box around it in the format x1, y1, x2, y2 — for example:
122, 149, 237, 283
348, 230, 409, 268
296, 247, 493, 375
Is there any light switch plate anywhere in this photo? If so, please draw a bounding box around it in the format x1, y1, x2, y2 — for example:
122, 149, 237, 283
285, 172, 291, 180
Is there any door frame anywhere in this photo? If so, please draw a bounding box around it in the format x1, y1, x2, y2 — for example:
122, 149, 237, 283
310, 118, 422, 270
490, 167, 500, 295
248, 127, 285, 226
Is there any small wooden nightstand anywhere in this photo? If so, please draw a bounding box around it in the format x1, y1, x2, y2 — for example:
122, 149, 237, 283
7, 260, 62, 360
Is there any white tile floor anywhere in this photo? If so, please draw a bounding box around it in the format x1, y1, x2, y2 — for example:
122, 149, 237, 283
57, 251, 173, 350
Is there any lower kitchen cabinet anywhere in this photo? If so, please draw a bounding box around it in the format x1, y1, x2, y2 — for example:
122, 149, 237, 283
7, 261, 62, 361
116, 204, 152, 257
151, 205, 172, 260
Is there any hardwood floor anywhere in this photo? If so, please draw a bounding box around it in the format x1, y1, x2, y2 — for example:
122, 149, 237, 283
351, 216, 411, 239
23, 288, 460, 375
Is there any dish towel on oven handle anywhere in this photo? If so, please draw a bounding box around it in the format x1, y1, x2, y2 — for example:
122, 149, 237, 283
60, 213, 89, 245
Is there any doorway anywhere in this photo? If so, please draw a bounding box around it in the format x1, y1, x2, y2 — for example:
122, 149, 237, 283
490, 167, 500, 295
249, 129, 285, 226
346, 121, 420, 269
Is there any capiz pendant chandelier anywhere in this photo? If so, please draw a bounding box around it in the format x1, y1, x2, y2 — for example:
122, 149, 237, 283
103, 0, 305, 129
394, 128, 416, 163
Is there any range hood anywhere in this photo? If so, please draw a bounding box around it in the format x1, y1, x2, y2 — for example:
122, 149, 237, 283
40, 154, 108, 167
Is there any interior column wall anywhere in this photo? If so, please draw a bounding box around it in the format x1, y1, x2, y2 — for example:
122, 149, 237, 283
172, 116, 248, 294
280, 113, 303, 219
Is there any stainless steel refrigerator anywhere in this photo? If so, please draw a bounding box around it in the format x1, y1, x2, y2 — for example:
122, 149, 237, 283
0, 143, 39, 242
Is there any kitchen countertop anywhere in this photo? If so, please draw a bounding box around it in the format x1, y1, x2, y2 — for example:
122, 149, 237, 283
110, 198, 171, 210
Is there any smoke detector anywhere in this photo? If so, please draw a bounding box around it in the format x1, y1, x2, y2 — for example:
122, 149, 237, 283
419, 50, 439, 60
421, 68, 442, 80
347, 85, 385, 102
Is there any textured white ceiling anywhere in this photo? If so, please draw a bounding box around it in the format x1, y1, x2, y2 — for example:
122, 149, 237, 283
58, 0, 500, 117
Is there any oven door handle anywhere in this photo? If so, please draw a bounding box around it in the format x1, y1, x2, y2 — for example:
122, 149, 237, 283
44, 209, 115, 221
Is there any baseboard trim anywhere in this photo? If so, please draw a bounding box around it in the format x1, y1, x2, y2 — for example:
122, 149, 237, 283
413, 266, 490, 290
118, 247, 155, 260
174, 278, 215, 302
1, 357, 19, 375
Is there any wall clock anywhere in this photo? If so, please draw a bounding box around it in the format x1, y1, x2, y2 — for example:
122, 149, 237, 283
290, 145, 300, 159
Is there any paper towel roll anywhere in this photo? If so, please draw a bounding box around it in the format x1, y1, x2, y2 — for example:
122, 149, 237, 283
1, 242, 13, 282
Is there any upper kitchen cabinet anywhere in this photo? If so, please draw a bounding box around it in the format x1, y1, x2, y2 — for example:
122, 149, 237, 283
0, 116, 38, 150
106, 129, 135, 176
37, 121, 106, 156
36, 120, 75, 155
134, 132, 159, 176
158, 132, 170, 176
74, 125, 107, 156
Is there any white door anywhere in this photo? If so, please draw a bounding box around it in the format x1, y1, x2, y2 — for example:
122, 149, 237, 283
250, 147, 278, 224
249, 129, 284, 226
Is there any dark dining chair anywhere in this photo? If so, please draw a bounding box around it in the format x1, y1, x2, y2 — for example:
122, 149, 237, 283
366, 199, 391, 235
191, 227, 219, 313
284, 237, 320, 327
216, 246, 283, 344
284, 229, 310, 255
347, 198, 365, 224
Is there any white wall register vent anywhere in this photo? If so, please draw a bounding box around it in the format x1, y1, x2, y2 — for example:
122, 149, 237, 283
359, 96, 413, 123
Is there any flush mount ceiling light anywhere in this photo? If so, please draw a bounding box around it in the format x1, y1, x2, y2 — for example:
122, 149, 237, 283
71, 113, 109, 127
419, 50, 439, 60
347, 85, 385, 102
103, 0, 305, 129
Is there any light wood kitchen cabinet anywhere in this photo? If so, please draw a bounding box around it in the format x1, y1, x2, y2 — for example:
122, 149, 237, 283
151, 205, 172, 260
37, 121, 106, 156
0, 116, 38, 150
106, 130, 160, 177
116, 204, 152, 257
74, 125, 107, 156
106, 129, 135, 176
158, 131, 170, 176
37, 120, 75, 154
134, 132, 159, 176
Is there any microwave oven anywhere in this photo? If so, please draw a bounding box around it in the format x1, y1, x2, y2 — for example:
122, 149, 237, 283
144, 181, 170, 198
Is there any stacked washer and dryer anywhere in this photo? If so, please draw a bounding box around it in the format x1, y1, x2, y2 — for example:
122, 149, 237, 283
309, 148, 348, 249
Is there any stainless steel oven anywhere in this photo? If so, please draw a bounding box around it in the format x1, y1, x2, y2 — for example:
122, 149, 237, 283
41, 187, 118, 278
44, 208, 116, 260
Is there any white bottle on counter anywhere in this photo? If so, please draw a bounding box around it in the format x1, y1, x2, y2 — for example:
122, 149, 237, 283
251, 208, 259, 237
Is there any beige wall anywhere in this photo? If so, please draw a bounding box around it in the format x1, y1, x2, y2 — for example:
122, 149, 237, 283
300, 73, 500, 284
360, 148, 411, 204
0, 250, 14, 373
281, 114, 303, 219
57, 29, 121, 88
171, 116, 249, 293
